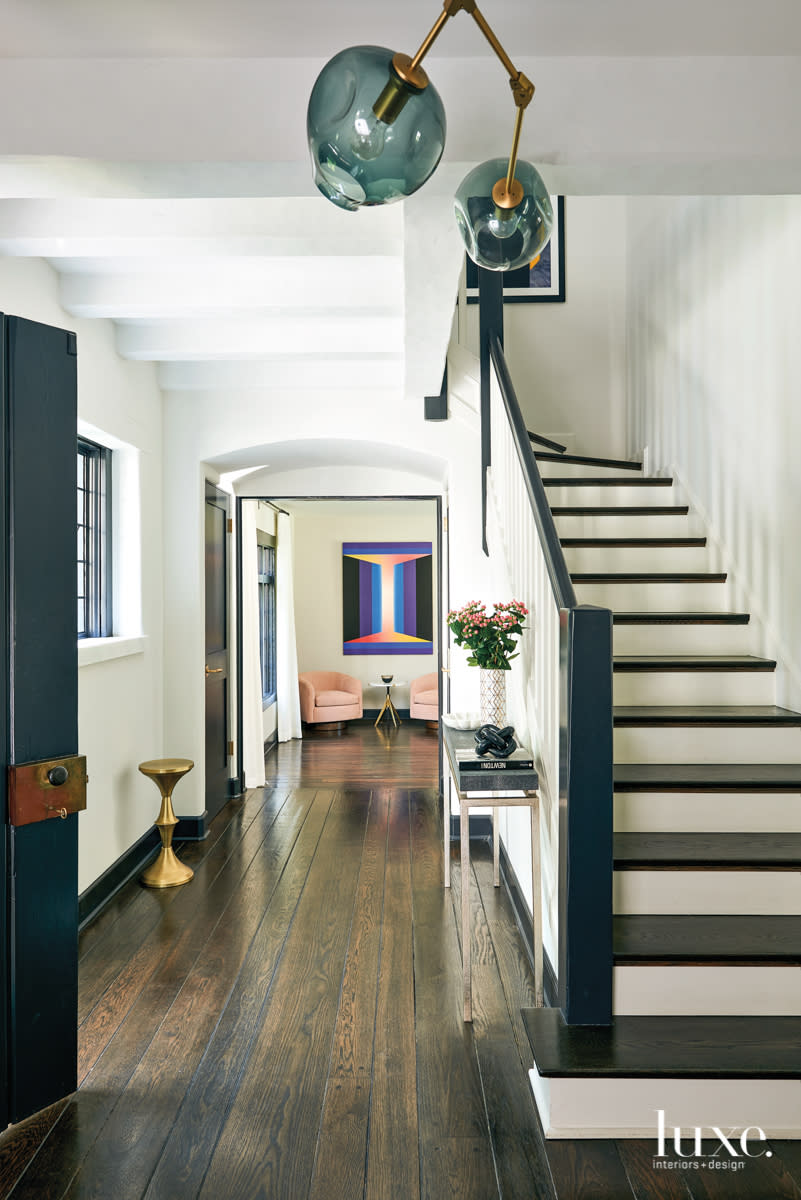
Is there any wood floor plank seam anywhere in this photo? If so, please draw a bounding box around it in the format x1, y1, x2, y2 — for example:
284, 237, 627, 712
77, 787, 289, 1026
14, 788, 325, 1200
194, 790, 375, 1199
76, 786, 298, 1079
306, 789, 388, 1200
137, 788, 339, 1200
77, 786, 279, 967
142, 787, 339, 1200
365, 791, 420, 1200
409, 788, 500, 1197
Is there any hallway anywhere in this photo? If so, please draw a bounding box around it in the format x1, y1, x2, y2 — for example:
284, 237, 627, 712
3, 723, 801, 1198
0, 725, 550, 1199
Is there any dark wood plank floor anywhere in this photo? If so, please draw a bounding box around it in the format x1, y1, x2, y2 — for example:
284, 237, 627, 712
0, 721, 798, 1198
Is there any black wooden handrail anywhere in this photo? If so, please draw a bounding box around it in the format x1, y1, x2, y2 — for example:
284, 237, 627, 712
489, 332, 577, 611
477, 265, 614, 1027
527, 429, 567, 454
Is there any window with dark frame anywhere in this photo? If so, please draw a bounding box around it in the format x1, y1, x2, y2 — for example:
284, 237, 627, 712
77, 437, 112, 638
257, 539, 277, 704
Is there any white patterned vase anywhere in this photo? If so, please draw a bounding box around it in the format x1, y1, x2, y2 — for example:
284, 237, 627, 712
479, 668, 507, 728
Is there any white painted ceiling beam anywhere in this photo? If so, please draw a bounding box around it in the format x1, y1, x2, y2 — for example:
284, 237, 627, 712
115, 314, 403, 360
58, 258, 403, 318
0, 198, 402, 257
158, 356, 403, 392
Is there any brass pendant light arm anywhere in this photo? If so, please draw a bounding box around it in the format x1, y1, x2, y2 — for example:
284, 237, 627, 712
408, 4, 464, 75
504, 103, 525, 196
469, 5, 534, 110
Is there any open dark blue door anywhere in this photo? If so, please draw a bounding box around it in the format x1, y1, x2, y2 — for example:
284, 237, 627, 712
1, 314, 80, 1123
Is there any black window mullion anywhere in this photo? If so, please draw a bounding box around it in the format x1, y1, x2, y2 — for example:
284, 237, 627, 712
77, 437, 111, 638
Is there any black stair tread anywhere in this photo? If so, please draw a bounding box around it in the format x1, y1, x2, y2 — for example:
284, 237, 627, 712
614, 914, 801, 964
535, 451, 643, 471
613, 611, 750, 625
613, 655, 776, 671
614, 762, 801, 791
614, 832, 801, 868
521, 1008, 801, 1078
614, 703, 801, 725
552, 505, 690, 516
561, 536, 706, 548
575, 573, 726, 584
544, 476, 673, 487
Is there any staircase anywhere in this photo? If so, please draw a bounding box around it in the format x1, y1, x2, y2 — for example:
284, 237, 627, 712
522, 450, 801, 1138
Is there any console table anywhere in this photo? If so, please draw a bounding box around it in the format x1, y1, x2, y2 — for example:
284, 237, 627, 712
442, 723, 543, 1022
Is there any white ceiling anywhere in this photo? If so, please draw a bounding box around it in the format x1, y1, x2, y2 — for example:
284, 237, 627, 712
3, 0, 801, 57
1, 0, 800, 416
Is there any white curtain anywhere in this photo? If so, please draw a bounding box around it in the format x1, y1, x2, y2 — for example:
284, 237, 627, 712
241, 501, 267, 788
277, 511, 302, 741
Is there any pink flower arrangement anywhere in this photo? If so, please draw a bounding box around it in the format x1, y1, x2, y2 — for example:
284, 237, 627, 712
446, 599, 528, 670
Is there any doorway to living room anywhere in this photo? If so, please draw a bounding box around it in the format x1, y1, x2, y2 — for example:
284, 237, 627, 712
234, 495, 446, 793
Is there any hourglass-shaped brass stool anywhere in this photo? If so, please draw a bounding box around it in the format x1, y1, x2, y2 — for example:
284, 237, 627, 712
138, 758, 194, 888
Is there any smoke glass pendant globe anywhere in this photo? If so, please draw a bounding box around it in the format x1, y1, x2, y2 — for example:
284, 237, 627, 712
454, 158, 554, 271
307, 45, 447, 211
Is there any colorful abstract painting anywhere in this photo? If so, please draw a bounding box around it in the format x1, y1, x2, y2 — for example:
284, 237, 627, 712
342, 542, 433, 655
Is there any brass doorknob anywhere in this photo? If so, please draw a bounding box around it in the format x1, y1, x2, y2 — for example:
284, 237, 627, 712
205, 666, 223, 676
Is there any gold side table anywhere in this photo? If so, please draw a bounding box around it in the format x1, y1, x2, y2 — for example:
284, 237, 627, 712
138, 758, 195, 888
370, 679, 406, 729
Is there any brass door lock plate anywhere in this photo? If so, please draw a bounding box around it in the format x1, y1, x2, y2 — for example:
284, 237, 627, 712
8, 755, 87, 827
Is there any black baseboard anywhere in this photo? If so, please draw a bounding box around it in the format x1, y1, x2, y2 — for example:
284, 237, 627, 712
449, 813, 493, 840
227, 775, 244, 799
78, 809, 212, 931
363, 708, 411, 720
264, 731, 278, 757
78, 826, 160, 931
175, 813, 208, 840
499, 840, 557, 1008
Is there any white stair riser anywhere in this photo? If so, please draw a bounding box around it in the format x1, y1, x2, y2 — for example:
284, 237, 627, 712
614, 965, 801, 1016
614, 791, 801, 833
613, 869, 801, 915
613, 624, 756, 656
564, 545, 711, 573
545, 484, 678, 508
614, 724, 800, 764
614, 671, 775, 706
537, 460, 643, 479
576, 581, 730, 611
529, 1070, 801, 1139
555, 513, 697, 539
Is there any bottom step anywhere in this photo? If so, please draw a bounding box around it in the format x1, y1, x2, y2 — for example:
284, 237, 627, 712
524, 1009, 801, 1138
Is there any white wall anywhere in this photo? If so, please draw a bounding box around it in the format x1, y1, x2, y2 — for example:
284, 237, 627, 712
627, 196, 801, 710
0, 257, 164, 893
288, 501, 438, 715
162, 383, 497, 814
461, 196, 629, 458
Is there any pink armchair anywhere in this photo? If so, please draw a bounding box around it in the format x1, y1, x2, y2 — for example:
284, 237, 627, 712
410, 672, 439, 726
298, 671, 363, 731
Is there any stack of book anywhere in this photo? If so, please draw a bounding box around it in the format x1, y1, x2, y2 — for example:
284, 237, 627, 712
443, 725, 539, 793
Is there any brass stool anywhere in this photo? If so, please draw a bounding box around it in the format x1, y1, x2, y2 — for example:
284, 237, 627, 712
138, 758, 194, 888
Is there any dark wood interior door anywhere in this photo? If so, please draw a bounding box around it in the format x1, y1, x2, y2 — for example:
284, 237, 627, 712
205, 483, 230, 820
1, 314, 80, 1123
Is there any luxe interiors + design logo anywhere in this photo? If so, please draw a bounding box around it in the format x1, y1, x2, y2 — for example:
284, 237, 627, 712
653, 1110, 772, 1175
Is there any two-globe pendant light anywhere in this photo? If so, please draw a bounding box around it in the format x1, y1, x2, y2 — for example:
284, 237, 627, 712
306, 0, 553, 272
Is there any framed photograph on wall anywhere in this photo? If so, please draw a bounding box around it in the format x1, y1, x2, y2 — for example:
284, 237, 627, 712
465, 195, 565, 303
